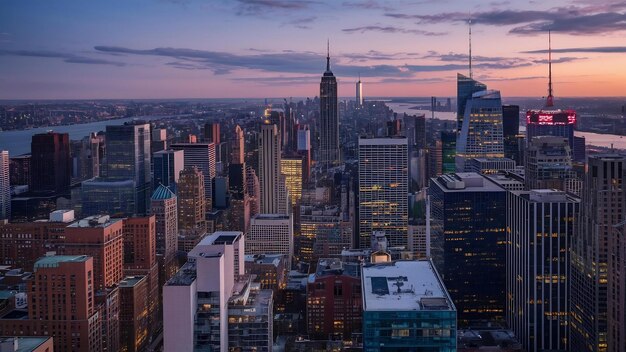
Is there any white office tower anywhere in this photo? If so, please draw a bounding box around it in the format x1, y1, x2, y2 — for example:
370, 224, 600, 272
456, 90, 504, 172
246, 214, 294, 268
507, 190, 579, 352
358, 137, 408, 249
258, 123, 281, 214
163, 231, 273, 352
0, 151, 9, 220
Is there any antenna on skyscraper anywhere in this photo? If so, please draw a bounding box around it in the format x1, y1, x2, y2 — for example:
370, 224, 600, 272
326, 39, 330, 72
468, 13, 473, 78
546, 30, 554, 107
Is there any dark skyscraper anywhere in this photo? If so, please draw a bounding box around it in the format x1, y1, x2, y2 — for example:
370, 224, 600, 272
502, 105, 521, 163
319, 42, 339, 167
30, 132, 71, 194
429, 173, 507, 325
441, 131, 456, 174
456, 73, 487, 132
204, 122, 220, 145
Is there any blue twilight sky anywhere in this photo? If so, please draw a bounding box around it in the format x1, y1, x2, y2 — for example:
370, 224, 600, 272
1, 0, 626, 99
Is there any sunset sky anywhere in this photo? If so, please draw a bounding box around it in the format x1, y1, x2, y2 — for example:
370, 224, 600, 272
1, 0, 626, 99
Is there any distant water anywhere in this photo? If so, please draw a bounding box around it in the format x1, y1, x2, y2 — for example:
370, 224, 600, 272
387, 101, 626, 150
0, 116, 163, 156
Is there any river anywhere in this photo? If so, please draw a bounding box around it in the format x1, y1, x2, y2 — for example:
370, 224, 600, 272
0, 116, 166, 156
386, 101, 626, 150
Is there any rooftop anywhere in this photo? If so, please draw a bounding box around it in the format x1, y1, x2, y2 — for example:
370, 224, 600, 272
0, 336, 52, 352
119, 275, 146, 288
151, 184, 176, 200
431, 173, 504, 193
197, 231, 242, 246
314, 258, 360, 279
245, 254, 284, 267
358, 136, 408, 146
67, 215, 122, 228
166, 262, 196, 286
34, 255, 89, 271
362, 260, 454, 312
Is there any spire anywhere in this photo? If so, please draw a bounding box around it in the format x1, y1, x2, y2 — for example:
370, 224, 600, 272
546, 30, 554, 107
326, 39, 330, 72
468, 15, 473, 79
358, 72, 361, 83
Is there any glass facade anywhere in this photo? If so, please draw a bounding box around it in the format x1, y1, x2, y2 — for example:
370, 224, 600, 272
441, 131, 456, 174
363, 310, 456, 351
429, 175, 507, 325
456, 73, 487, 132
81, 179, 136, 217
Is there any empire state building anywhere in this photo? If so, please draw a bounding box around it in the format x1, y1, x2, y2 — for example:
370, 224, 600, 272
319, 43, 339, 167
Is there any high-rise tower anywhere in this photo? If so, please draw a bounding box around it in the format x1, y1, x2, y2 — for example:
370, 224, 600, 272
319, 41, 339, 167
30, 132, 71, 194
259, 123, 281, 214
0, 150, 9, 220
356, 74, 363, 106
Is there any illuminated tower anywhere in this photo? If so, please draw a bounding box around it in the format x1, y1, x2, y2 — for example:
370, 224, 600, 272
455, 90, 504, 171
525, 31, 577, 151
0, 150, 9, 220
319, 41, 340, 167
356, 74, 363, 106
259, 123, 281, 214
358, 137, 408, 248
177, 167, 207, 232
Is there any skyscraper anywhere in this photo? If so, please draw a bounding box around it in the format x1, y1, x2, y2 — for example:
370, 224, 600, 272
441, 131, 456, 174
502, 105, 521, 163
356, 75, 363, 106
177, 166, 207, 232
171, 143, 216, 212
71, 133, 100, 182
319, 42, 340, 167
150, 184, 179, 291
0, 255, 101, 352
81, 122, 152, 216
571, 155, 625, 352
362, 260, 457, 351
247, 214, 294, 268
456, 90, 504, 171
204, 122, 220, 145
280, 156, 303, 208
525, 136, 577, 191
230, 125, 245, 165
429, 173, 507, 324
0, 150, 9, 220
258, 123, 281, 214
507, 190, 579, 352
456, 73, 487, 133
358, 137, 408, 248
152, 149, 184, 191
164, 232, 273, 352
30, 132, 71, 194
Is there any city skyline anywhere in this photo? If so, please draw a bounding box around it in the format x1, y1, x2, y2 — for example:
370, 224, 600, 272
2, 0, 626, 99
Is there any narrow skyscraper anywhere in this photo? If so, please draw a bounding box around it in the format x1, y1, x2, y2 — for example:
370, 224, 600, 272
507, 189, 579, 352
356, 74, 363, 106
358, 137, 408, 249
0, 150, 9, 220
258, 123, 281, 214
319, 41, 340, 167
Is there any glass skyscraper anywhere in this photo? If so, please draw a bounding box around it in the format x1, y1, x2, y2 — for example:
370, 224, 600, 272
456, 90, 504, 172
456, 73, 487, 132
362, 260, 456, 352
429, 173, 507, 325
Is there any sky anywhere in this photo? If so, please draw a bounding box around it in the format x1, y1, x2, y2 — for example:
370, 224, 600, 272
1, 0, 626, 99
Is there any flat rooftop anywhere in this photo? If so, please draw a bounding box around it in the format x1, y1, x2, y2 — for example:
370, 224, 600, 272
67, 215, 123, 228
199, 231, 242, 245
119, 275, 146, 288
245, 254, 284, 267
166, 262, 197, 286
431, 173, 505, 193
34, 255, 89, 270
0, 336, 52, 352
362, 260, 454, 312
